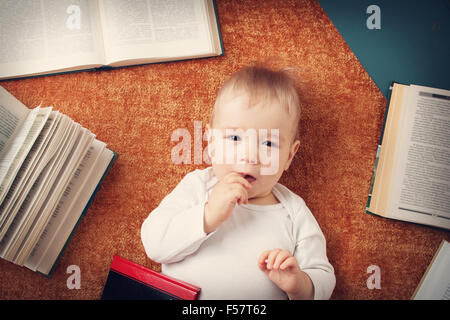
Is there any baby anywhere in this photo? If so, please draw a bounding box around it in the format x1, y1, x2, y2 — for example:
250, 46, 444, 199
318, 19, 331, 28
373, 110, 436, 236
141, 64, 335, 299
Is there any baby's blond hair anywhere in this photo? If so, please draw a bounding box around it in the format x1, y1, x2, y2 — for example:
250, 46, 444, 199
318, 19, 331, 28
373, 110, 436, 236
210, 63, 301, 142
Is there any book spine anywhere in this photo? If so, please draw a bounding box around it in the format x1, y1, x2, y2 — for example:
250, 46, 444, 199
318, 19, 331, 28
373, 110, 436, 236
110, 255, 200, 300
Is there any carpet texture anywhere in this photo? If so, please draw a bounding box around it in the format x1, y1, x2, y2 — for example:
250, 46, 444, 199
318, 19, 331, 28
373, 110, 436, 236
0, 0, 448, 300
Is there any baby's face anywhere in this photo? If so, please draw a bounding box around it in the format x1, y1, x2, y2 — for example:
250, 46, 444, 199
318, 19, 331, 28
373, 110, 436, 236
207, 93, 299, 203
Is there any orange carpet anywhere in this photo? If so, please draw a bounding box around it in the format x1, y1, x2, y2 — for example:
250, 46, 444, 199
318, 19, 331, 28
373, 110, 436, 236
0, 0, 448, 300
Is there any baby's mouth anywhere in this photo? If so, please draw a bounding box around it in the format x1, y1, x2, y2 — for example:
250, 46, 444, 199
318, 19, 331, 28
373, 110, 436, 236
242, 173, 256, 184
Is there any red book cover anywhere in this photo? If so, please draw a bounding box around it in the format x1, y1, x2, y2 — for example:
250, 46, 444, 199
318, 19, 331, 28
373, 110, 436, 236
101, 255, 201, 300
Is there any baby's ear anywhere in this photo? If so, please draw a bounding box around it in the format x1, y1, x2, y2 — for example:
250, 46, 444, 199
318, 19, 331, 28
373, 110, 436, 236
284, 140, 300, 171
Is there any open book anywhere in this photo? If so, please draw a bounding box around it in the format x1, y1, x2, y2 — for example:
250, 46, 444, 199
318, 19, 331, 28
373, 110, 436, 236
0, 85, 116, 276
413, 240, 450, 300
0, 0, 223, 80
366, 83, 450, 230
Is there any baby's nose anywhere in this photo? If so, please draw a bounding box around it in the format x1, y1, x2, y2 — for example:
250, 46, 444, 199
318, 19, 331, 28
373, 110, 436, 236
238, 140, 258, 164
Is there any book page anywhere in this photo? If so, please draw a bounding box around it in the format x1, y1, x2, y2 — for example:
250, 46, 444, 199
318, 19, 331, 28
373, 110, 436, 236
0, 0, 106, 79
388, 85, 450, 229
205, 0, 222, 55
7, 121, 82, 261
13, 126, 95, 265
368, 83, 408, 216
0, 113, 66, 240
98, 0, 214, 65
0, 86, 30, 158
24, 140, 106, 271
0, 112, 59, 228
0, 108, 52, 206
34, 146, 114, 275
0, 119, 78, 260
413, 240, 450, 300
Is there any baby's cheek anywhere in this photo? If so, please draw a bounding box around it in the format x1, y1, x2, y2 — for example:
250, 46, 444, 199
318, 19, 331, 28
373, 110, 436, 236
259, 149, 280, 175
211, 163, 233, 180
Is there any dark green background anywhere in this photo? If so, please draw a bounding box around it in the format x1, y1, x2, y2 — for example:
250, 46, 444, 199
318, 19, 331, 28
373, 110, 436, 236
319, 0, 450, 97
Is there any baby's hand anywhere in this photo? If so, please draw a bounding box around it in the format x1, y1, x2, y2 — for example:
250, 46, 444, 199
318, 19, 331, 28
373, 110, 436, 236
258, 248, 306, 298
203, 172, 252, 234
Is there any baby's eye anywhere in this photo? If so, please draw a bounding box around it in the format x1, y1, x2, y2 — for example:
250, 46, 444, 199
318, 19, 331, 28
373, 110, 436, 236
226, 135, 241, 142
262, 140, 277, 148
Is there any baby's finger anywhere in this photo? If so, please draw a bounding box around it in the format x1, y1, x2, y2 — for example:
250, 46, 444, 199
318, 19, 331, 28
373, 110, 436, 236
224, 172, 252, 189
266, 249, 282, 269
223, 172, 245, 183
229, 188, 243, 205
232, 177, 253, 190
240, 186, 248, 204
231, 184, 248, 205
257, 250, 271, 270
280, 256, 299, 271
272, 250, 292, 269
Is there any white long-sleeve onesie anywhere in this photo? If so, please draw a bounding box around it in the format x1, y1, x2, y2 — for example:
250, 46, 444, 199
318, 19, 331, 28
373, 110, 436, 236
141, 167, 335, 299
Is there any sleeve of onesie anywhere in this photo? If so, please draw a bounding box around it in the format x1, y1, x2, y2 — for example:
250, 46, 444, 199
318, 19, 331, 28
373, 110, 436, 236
141, 170, 213, 264
293, 203, 336, 300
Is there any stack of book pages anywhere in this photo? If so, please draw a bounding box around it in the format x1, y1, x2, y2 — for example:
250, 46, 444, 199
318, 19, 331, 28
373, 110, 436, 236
0, 86, 116, 276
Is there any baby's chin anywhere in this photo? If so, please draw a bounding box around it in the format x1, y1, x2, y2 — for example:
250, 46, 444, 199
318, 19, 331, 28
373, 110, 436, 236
246, 190, 280, 205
